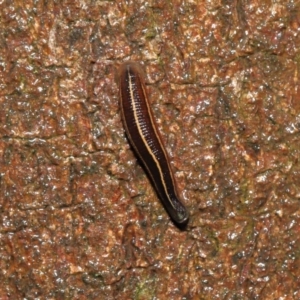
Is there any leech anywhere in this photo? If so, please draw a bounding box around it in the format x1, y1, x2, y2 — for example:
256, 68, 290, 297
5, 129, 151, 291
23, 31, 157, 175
119, 62, 189, 225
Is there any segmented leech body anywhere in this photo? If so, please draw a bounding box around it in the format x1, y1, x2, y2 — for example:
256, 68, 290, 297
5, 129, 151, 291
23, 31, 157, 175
119, 62, 189, 225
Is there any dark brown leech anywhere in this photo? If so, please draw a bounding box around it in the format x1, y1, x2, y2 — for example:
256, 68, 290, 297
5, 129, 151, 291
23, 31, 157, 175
119, 62, 189, 225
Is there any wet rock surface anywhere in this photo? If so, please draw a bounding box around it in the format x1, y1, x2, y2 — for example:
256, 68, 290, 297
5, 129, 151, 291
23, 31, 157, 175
0, 1, 300, 298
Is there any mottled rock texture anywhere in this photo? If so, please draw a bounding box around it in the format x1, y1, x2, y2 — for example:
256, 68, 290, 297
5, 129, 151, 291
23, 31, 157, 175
0, 0, 300, 299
